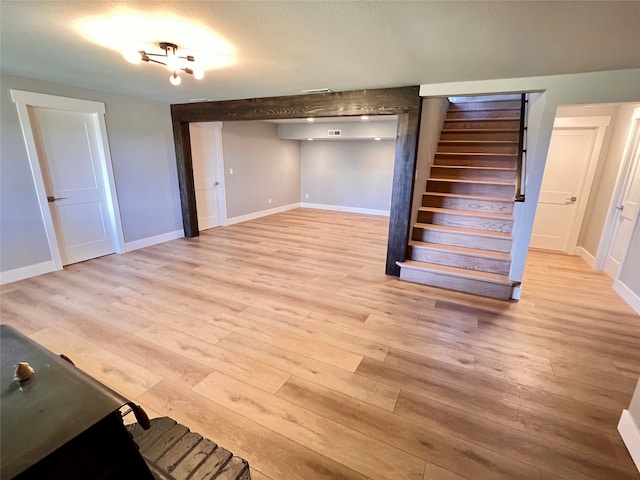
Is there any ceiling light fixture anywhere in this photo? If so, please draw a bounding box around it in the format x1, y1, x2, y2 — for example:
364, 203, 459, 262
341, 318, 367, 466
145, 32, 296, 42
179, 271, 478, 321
374, 137, 382, 141
361, 116, 369, 120
127, 42, 204, 85
306, 118, 315, 122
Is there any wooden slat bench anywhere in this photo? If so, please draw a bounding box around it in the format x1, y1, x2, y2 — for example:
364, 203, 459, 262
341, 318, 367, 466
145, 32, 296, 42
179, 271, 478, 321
127, 417, 251, 480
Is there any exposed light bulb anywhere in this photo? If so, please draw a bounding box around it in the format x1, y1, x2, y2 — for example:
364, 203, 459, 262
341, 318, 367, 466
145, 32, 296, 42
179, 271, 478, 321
166, 52, 180, 72
169, 72, 181, 86
123, 50, 141, 64
193, 68, 204, 80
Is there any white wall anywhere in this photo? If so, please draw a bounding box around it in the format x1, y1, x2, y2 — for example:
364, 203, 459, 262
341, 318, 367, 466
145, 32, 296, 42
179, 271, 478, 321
0, 73, 182, 274
278, 120, 397, 140
420, 68, 640, 284
300, 140, 395, 214
221, 121, 300, 219
411, 98, 449, 228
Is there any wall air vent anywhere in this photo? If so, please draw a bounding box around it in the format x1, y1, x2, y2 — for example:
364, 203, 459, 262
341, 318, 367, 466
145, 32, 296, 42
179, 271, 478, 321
327, 130, 341, 137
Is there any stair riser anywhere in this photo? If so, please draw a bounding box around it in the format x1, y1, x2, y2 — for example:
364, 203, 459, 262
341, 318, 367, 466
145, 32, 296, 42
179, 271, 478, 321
422, 195, 514, 214
409, 246, 511, 275
413, 228, 512, 253
439, 131, 519, 142
434, 157, 518, 167
443, 120, 521, 130
399, 268, 513, 300
438, 143, 518, 154
430, 167, 517, 182
447, 110, 521, 120
427, 180, 515, 197
448, 100, 522, 111
418, 211, 513, 233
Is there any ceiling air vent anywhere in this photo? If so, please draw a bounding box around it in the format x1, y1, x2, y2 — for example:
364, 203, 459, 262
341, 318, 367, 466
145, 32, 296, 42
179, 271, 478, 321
327, 130, 341, 137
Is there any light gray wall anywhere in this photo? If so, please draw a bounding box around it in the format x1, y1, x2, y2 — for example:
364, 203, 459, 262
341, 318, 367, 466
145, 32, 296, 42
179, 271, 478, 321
619, 217, 640, 296
421, 69, 640, 283
221, 121, 300, 219
278, 120, 397, 140
300, 140, 395, 212
578, 103, 640, 256
630, 378, 640, 429
0, 73, 182, 273
410, 98, 449, 228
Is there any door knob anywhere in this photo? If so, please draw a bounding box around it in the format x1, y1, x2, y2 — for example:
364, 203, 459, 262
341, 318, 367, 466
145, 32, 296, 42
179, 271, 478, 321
567, 196, 577, 202
47, 196, 67, 202
615, 205, 624, 211
213, 182, 220, 186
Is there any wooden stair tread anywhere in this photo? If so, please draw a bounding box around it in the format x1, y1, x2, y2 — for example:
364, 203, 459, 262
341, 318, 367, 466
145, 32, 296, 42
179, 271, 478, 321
435, 152, 517, 157
441, 128, 519, 133
431, 165, 517, 172
418, 206, 513, 220
423, 192, 513, 203
438, 140, 519, 144
414, 223, 512, 239
409, 241, 511, 260
444, 117, 520, 122
398, 260, 512, 285
429, 177, 516, 186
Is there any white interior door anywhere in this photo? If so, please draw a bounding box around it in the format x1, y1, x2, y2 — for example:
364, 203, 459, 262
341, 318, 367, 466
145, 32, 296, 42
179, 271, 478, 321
190, 123, 226, 231
531, 128, 597, 251
30, 107, 116, 265
604, 115, 640, 278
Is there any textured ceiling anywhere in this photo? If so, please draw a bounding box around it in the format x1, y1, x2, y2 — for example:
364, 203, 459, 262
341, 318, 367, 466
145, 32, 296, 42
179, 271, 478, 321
1, 1, 639, 104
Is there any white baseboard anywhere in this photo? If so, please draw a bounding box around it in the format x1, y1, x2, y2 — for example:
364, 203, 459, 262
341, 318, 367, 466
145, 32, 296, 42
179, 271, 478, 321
225, 203, 301, 226
618, 409, 640, 473
576, 246, 596, 269
613, 280, 640, 315
300, 202, 390, 217
125, 229, 184, 252
0, 260, 56, 285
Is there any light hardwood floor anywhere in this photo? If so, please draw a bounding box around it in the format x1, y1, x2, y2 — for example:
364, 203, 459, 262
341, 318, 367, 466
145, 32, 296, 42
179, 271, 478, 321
2, 208, 639, 480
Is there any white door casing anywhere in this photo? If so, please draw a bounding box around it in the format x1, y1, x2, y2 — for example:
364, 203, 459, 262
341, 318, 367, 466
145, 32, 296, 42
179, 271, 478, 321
11, 90, 124, 270
531, 116, 610, 253
189, 122, 226, 230
599, 107, 640, 278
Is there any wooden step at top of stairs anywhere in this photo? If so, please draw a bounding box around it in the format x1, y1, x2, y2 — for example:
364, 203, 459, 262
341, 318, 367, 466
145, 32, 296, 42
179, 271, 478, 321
440, 128, 519, 133
398, 260, 513, 285
444, 117, 521, 124
431, 165, 517, 173
414, 223, 513, 240
417, 206, 513, 220
437, 140, 519, 145
409, 240, 511, 261
448, 100, 522, 111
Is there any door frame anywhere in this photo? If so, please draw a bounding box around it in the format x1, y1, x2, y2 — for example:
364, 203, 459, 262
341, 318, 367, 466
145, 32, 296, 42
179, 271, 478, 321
190, 121, 227, 228
545, 115, 610, 253
11, 90, 125, 271
596, 106, 640, 272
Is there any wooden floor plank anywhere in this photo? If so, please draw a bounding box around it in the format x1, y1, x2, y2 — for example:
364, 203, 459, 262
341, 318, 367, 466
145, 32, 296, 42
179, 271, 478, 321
1, 208, 638, 480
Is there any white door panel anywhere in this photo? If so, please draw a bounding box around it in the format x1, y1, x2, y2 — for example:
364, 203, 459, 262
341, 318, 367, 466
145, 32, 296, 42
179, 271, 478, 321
30, 108, 115, 265
531, 128, 596, 251
605, 116, 640, 278
190, 123, 225, 231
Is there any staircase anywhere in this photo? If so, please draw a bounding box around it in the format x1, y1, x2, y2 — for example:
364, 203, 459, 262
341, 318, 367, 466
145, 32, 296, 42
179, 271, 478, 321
398, 94, 525, 300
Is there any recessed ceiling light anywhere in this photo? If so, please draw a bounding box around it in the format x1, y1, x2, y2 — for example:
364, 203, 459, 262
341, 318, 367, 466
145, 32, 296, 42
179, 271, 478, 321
306, 118, 315, 122
361, 116, 369, 120
307, 138, 314, 141
374, 137, 382, 141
